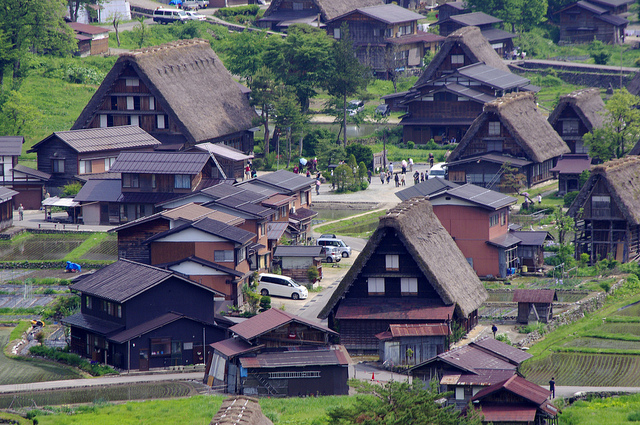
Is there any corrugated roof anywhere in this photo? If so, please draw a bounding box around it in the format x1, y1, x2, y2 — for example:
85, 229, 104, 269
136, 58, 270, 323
0, 136, 24, 156
335, 298, 456, 321
471, 337, 533, 365
74, 179, 122, 202
430, 183, 517, 210
457, 63, 530, 91
110, 151, 211, 174
396, 178, 459, 201
440, 83, 497, 103
70, 259, 220, 303
195, 142, 254, 161
274, 245, 323, 257
247, 170, 315, 193
29, 126, 161, 154
267, 222, 288, 240
210, 338, 262, 358
230, 308, 337, 342
62, 312, 124, 335
239, 347, 350, 369
389, 323, 449, 337
512, 289, 556, 304
449, 11, 502, 26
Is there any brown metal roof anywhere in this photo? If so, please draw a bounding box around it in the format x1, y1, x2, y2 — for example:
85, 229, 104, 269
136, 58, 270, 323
448, 369, 518, 386
239, 347, 350, 369
230, 308, 337, 342
68, 22, 110, 34
29, 126, 161, 154
471, 337, 533, 365
335, 298, 455, 321
512, 289, 556, 304
261, 194, 294, 207
389, 323, 449, 337
195, 142, 254, 161
471, 405, 537, 422
267, 222, 288, 240
209, 338, 262, 358
110, 151, 211, 174
109, 312, 184, 343
434, 344, 517, 373
549, 154, 592, 175
472, 375, 557, 417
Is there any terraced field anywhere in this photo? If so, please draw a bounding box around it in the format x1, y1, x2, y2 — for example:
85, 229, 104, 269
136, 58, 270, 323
563, 337, 640, 350
0, 328, 82, 385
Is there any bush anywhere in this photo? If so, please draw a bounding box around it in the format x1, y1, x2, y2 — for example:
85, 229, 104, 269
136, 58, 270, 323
564, 191, 579, 207
29, 345, 117, 376
259, 295, 271, 312
629, 411, 640, 421
215, 5, 260, 17
495, 334, 512, 345
307, 266, 319, 283
600, 281, 611, 292
407, 141, 415, 149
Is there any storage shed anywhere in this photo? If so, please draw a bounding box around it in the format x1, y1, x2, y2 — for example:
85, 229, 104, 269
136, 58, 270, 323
513, 289, 557, 324
375, 323, 449, 367
273, 245, 322, 283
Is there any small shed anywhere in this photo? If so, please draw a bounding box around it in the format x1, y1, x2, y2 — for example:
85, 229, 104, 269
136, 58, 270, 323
68, 22, 109, 56
513, 289, 557, 324
273, 245, 322, 283
549, 154, 592, 196
510, 230, 552, 271
0, 187, 18, 230
375, 323, 448, 367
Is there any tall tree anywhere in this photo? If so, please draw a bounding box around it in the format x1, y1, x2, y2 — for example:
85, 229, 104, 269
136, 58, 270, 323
249, 67, 278, 156
273, 87, 307, 169
219, 30, 268, 83
68, 0, 102, 22
263, 24, 333, 112
327, 379, 483, 425
0, 90, 42, 135
325, 23, 370, 147
584, 89, 640, 160
465, 0, 547, 31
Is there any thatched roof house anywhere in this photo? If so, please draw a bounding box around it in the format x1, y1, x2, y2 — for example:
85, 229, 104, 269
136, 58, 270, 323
259, 0, 384, 29
318, 198, 487, 352
415, 26, 509, 88
569, 156, 640, 264
72, 39, 256, 152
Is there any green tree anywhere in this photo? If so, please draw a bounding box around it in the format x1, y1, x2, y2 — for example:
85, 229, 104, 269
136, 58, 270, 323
554, 208, 575, 245
588, 40, 611, 65
249, 67, 278, 156
263, 25, 333, 112
0, 90, 42, 135
466, 0, 547, 31
273, 86, 307, 169
358, 160, 367, 184
333, 163, 353, 192
68, 0, 102, 22
219, 30, 268, 82
131, 18, 148, 48
498, 162, 526, 193
325, 23, 371, 147
345, 144, 373, 168
327, 379, 483, 425
584, 89, 640, 160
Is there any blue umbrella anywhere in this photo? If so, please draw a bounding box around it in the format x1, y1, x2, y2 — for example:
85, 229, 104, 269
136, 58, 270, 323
169, 0, 182, 4
299, 158, 308, 166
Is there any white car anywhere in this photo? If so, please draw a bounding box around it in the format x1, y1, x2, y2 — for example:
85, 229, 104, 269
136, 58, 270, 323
428, 162, 447, 179
257, 273, 308, 300
185, 11, 206, 20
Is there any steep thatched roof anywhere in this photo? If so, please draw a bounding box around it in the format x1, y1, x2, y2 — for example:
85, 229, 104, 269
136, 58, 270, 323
264, 0, 384, 22
548, 88, 605, 132
567, 156, 640, 225
318, 198, 487, 320
415, 26, 509, 87
209, 396, 273, 425
72, 39, 256, 146
449, 92, 570, 163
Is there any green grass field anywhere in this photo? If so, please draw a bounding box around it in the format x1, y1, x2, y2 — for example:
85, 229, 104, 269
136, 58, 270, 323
314, 210, 385, 238
560, 393, 640, 425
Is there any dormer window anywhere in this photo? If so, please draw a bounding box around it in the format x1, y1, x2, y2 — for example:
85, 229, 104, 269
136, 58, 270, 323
562, 119, 579, 135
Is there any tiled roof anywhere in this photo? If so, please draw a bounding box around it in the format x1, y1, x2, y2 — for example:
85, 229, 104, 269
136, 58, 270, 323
512, 289, 556, 304
62, 312, 124, 335
261, 194, 294, 207
29, 126, 160, 154
110, 152, 211, 174
335, 298, 456, 321
12, 164, 50, 180
471, 337, 533, 365
74, 179, 122, 202
230, 308, 337, 342
239, 347, 350, 369
210, 338, 263, 358
109, 312, 183, 343
0, 136, 24, 156
118, 191, 182, 205
145, 217, 255, 245
274, 245, 323, 257
248, 170, 315, 193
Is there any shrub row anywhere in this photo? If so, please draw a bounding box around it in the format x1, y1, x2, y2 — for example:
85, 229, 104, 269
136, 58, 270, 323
29, 345, 118, 376
215, 4, 259, 17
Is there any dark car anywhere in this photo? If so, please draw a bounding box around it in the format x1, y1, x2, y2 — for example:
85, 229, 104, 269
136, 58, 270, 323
320, 234, 337, 239
375, 104, 390, 116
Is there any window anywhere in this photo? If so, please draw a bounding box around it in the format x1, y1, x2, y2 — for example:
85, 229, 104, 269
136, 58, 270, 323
486, 140, 503, 152
368, 277, 385, 295
79, 160, 92, 174
457, 96, 469, 102
99, 114, 108, 128
149, 96, 155, 110
122, 173, 140, 188
385, 254, 399, 271
488, 121, 501, 136
451, 54, 464, 64
111, 96, 118, 110
85, 296, 92, 309
174, 174, 191, 189
373, 29, 379, 37
125, 78, 139, 87
292, 1, 302, 10
52, 159, 65, 173
269, 371, 321, 379
140, 174, 156, 189
150, 338, 171, 356
500, 211, 506, 226
490, 214, 500, 227
214, 250, 234, 262
562, 119, 579, 135
126, 96, 134, 110
117, 304, 122, 318
333, 28, 341, 39
401, 277, 418, 295
260, 222, 266, 237
128, 115, 139, 126
157, 114, 166, 129
104, 157, 116, 171
592, 195, 611, 217
237, 246, 246, 263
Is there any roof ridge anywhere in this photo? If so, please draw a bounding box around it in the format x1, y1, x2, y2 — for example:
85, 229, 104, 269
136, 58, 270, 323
126, 38, 209, 57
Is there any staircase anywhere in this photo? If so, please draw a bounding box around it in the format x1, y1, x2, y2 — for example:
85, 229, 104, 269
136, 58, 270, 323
251, 373, 278, 396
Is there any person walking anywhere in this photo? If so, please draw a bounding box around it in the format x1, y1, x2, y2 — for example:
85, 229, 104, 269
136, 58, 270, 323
394, 173, 399, 187
315, 179, 320, 195
367, 169, 372, 184
492, 324, 498, 338
413, 171, 420, 185
380, 171, 385, 184
18, 204, 23, 221
537, 194, 542, 204
386, 171, 391, 184
429, 152, 434, 169
388, 162, 394, 174
421, 172, 425, 182
409, 158, 413, 172
549, 377, 555, 398
401, 175, 405, 186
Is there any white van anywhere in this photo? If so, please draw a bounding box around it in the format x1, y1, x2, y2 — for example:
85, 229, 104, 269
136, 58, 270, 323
257, 273, 308, 300
153, 8, 189, 24
428, 162, 447, 179
317, 238, 351, 258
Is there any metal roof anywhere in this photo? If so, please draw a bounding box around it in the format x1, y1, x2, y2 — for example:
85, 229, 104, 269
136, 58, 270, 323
436, 344, 517, 373
335, 298, 455, 321
274, 245, 323, 257
62, 312, 124, 336
68, 21, 110, 34
510, 230, 550, 247
195, 142, 254, 161
550, 154, 591, 174
471, 337, 533, 364
472, 375, 553, 409
431, 183, 517, 210
440, 83, 497, 103
109, 312, 183, 343
471, 405, 537, 422
12, 164, 50, 180
42, 196, 80, 208
162, 256, 244, 278
261, 194, 294, 207
230, 308, 337, 342
457, 63, 531, 90
239, 347, 350, 369
210, 338, 262, 358
449, 11, 502, 26
352, 4, 424, 24
446, 369, 519, 386
74, 179, 122, 202
487, 232, 522, 248
267, 222, 288, 240
289, 207, 318, 221
0, 136, 24, 156
29, 126, 160, 154
146, 217, 255, 245
596, 12, 629, 25
446, 153, 533, 168
480, 28, 518, 42
512, 289, 556, 304
0, 187, 18, 203
248, 170, 315, 193
389, 323, 449, 337
396, 178, 459, 201
110, 151, 211, 174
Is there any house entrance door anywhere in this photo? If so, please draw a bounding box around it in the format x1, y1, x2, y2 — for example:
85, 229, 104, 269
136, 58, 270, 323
139, 349, 149, 371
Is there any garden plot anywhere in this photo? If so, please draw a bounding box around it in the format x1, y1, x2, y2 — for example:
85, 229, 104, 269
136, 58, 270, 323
479, 305, 518, 318
564, 337, 640, 351
79, 239, 117, 261
0, 295, 56, 309
594, 322, 640, 336
0, 239, 86, 261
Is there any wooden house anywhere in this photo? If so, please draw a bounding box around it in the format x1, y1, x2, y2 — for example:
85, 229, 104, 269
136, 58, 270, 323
375, 323, 449, 367
0, 136, 50, 210
513, 289, 557, 324
325, 4, 444, 77
0, 187, 18, 230
71, 39, 256, 153
568, 156, 640, 264
63, 259, 226, 371
434, 12, 516, 56
409, 337, 532, 409
447, 92, 570, 190
437, 1, 469, 22
556, 0, 631, 45
68, 22, 109, 56
29, 126, 160, 197
318, 198, 487, 354
510, 230, 551, 272
257, 0, 384, 31
74, 151, 225, 225
204, 308, 348, 396
548, 88, 605, 155
550, 154, 592, 196
273, 245, 322, 283
469, 375, 559, 424
399, 27, 534, 145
